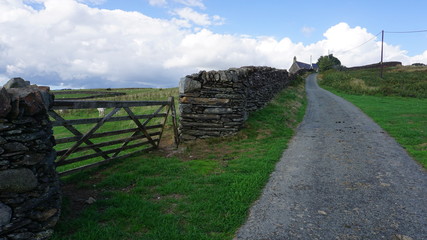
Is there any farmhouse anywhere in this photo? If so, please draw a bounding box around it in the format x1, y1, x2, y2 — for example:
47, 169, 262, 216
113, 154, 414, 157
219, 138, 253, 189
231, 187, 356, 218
289, 56, 318, 74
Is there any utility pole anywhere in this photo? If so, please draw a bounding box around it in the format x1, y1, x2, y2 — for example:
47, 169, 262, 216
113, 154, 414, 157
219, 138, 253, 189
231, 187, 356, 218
380, 30, 384, 78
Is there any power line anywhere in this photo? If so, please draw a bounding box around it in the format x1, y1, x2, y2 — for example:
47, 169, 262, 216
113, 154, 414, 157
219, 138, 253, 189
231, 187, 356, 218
336, 31, 382, 54
335, 29, 427, 54
385, 29, 427, 34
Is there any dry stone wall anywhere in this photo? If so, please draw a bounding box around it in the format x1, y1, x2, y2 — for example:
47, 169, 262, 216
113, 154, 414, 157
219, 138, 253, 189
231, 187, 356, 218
179, 66, 291, 141
0, 78, 60, 240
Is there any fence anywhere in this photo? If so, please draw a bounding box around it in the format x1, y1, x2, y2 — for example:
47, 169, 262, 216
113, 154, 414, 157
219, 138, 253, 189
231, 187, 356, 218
54, 90, 126, 100
49, 97, 179, 176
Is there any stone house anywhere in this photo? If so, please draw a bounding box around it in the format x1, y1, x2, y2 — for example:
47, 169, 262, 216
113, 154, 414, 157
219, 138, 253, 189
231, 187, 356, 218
289, 56, 318, 74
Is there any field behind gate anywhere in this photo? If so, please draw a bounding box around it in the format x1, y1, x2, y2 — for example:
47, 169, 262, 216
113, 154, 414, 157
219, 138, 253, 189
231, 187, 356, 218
51, 88, 179, 175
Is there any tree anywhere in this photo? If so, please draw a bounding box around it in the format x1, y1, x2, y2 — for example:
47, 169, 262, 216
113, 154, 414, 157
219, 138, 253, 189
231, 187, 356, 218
317, 54, 341, 72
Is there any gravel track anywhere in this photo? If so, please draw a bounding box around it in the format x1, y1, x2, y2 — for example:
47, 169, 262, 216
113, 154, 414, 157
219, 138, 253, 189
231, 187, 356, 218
235, 74, 427, 240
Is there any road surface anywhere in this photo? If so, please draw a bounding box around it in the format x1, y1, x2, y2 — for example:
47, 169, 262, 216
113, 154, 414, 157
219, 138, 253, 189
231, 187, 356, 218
235, 74, 427, 240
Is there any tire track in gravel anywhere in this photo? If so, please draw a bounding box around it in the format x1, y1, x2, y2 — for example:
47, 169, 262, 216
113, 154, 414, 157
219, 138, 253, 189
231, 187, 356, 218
235, 74, 427, 240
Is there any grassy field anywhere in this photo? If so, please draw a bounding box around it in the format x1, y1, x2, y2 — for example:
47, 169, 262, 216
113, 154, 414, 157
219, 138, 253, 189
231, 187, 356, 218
53, 87, 179, 101
51, 87, 179, 173
319, 65, 427, 98
52, 78, 307, 239
319, 66, 427, 168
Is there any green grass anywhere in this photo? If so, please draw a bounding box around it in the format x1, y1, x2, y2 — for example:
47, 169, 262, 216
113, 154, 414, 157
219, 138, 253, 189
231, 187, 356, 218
53, 87, 179, 101
52, 79, 307, 240
319, 68, 427, 168
320, 65, 427, 98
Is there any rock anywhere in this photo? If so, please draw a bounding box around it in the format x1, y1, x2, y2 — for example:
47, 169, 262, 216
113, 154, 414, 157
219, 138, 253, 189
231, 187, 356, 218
85, 197, 96, 204
37, 87, 54, 110
34, 230, 54, 240
2, 142, 29, 152
16, 153, 46, 166
0, 168, 38, 193
180, 97, 230, 105
180, 114, 221, 120
317, 210, 327, 215
3, 77, 30, 89
0, 136, 7, 144
31, 208, 58, 221
0, 123, 14, 131
7, 232, 35, 240
5, 131, 45, 142
179, 104, 193, 114
0, 160, 9, 166
7, 89, 46, 116
179, 77, 201, 94
180, 122, 223, 128
4, 129, 22, 135
215, 93, 243, 99
0, 87, 11, 118
392, 234, 414, 240
0, 202, 12, 226
204, 108, 233, 114
6, 83, 53, 116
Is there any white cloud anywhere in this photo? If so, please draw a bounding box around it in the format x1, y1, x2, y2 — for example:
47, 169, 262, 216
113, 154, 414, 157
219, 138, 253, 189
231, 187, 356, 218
315, 22, 417, 67
411, 50, 427, 64
301, 26, 315, 36
174, 0, 205, 9
77, 0, 105, 5
0, 2, 425, 89
172, 7, 224, 26
148, 0, 167, 7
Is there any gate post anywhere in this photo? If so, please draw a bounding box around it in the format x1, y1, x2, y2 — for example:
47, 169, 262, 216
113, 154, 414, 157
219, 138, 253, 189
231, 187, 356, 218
0, 78, 61, 240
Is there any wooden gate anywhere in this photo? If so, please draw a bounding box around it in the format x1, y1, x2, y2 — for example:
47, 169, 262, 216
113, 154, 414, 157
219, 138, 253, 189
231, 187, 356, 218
49, 97, 179, 176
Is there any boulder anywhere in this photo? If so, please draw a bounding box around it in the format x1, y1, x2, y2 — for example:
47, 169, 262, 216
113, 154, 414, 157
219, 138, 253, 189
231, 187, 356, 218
0, 88, 11, 118
7, 89, 46, 116
179, 77, 201, 94
0, 202, 12, 226
3, 77, 30, 89
0, 168, 38, 193
3, 142, 29, 152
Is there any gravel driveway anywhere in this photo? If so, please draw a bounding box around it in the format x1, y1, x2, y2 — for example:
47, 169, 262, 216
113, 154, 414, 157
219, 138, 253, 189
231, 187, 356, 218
235, 74, 427, 240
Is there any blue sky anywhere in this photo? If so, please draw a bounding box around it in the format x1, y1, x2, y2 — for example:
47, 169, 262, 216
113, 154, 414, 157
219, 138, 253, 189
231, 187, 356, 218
0, 0, 426, 89
97, 0, 427, 55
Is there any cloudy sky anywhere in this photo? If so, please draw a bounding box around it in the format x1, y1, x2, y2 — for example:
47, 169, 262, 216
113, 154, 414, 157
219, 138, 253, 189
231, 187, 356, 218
1, 0, 426, 89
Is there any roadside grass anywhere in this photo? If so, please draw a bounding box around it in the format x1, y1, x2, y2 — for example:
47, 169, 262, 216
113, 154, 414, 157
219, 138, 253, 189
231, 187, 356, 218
319, 68, 427, 168
319, 65, 427, 98
51, 79, 307, 240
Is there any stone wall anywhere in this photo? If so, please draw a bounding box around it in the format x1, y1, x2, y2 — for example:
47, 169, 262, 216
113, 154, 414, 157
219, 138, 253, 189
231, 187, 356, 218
179, 66, 291, 141
348, 61, 402, 70
0, 78, 61, 240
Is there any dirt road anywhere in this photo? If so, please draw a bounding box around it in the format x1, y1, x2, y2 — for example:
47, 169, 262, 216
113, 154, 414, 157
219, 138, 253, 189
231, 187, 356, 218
235, 74, 427, 240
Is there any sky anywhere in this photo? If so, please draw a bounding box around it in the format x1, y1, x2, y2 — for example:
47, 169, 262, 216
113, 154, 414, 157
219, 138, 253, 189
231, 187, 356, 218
1, 0, 426, 89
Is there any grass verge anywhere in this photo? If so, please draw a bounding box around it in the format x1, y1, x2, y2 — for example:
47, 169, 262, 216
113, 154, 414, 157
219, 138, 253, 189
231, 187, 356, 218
51, 79, 307, 240
319, 66, 427, 98
319, 69, 426, 168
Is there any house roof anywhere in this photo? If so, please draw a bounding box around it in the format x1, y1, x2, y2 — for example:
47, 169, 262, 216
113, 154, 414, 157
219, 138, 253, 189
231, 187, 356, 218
296, 61, 312, 70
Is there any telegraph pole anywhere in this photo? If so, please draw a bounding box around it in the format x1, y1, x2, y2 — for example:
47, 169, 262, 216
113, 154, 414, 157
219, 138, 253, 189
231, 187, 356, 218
380, 30, 384, 78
